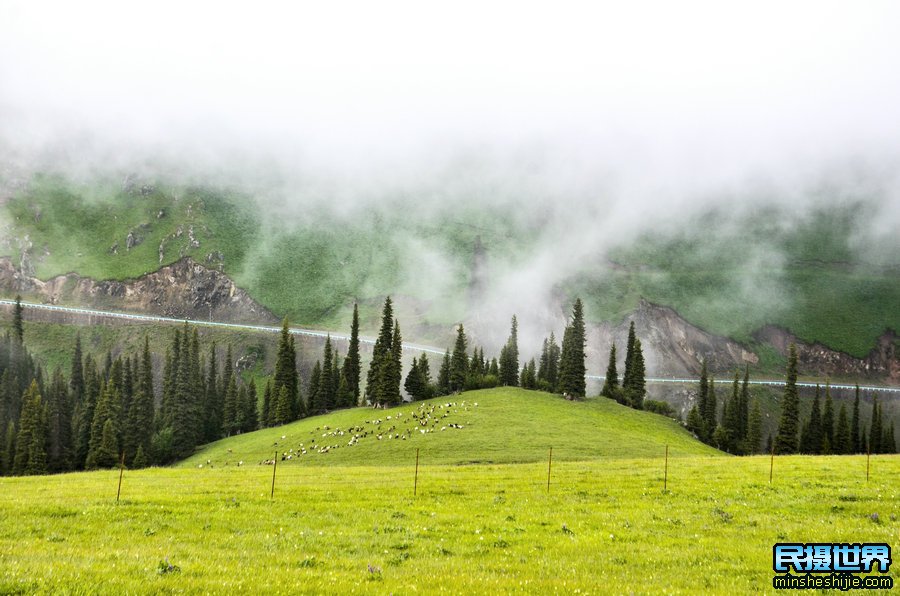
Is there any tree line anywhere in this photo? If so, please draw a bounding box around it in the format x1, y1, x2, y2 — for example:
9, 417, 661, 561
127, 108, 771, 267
0, 294, 643, 475
773, 344, 895, 455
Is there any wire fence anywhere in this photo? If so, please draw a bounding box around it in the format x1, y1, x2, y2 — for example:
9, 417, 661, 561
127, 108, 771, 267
107, 445, 892, 505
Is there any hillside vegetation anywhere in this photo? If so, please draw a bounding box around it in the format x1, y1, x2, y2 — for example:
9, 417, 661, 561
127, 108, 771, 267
3, 174, 899, 356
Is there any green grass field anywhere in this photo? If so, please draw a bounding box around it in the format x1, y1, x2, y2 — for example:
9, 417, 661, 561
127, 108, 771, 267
1, 389, 897, 593
1, 453, 896, 593
184, 388, 721, 468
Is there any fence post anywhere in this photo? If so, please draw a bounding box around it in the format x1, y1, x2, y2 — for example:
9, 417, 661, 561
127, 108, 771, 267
546, 447, 553, 494
116, 451, 125, 503
769, 444, 775, 483
664, 445, 669, 492
271, 451, 278, 500
414, 448, 420, 496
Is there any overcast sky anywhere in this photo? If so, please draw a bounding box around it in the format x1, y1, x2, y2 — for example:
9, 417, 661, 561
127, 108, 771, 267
2, 0, 899, 181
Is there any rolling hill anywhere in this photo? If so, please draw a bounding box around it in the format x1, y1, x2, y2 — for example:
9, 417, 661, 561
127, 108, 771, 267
181, 387, 723, 469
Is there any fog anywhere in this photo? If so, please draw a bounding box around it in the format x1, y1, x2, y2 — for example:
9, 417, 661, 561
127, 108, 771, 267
2, 1, 900, 352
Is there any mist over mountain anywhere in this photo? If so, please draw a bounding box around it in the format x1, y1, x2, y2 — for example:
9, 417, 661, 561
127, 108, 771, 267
1, 1, 899, 374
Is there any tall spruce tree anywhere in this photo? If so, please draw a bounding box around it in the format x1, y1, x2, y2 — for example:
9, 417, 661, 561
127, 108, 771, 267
822, 383, 834, 454
557, 298, 586, 397
834, 403, 851, 454
697, 360, 710, 442
746, 398, 763, 454
704, 376, 717, 439
869, 395, 882, 454
365, 297, 395, 405
344, 303, 361, 406
13, 380, 46, 475
12, 296, 24, 345
46, 369, 72, 473
800, 386, 822, 454
320, 336, 335, 412
223, 374, 238, 435
383, 320, 403, 406
274, 320, 300, 419
438, 350, 451, 395
308, 361, 322, 415
625, 338, 646, 409
774, 343, 800, 455
600, 343, 619, 401
498, 316, 519, 386
449, 325, 468, 393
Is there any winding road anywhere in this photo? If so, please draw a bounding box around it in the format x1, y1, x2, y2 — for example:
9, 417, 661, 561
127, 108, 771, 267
2, 298, 898, 394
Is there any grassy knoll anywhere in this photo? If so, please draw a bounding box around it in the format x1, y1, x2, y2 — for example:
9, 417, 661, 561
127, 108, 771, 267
183, 388, 722, 468
0, 454, 896, 594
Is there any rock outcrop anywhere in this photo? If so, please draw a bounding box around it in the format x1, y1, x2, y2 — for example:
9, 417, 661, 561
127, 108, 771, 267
0, 256, 276, 324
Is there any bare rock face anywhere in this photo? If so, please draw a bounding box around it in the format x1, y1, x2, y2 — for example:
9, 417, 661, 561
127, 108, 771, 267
0, 256, 276, 324
754, 325, 899, 384
588, 299, 759, 378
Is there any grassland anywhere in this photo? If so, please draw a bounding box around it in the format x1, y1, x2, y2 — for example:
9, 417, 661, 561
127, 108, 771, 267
1, 454, 896, 593
1, 389, 897, 593
183, 388, 722, 468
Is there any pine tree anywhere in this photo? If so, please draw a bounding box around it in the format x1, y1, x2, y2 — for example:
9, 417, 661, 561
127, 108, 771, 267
883, 422, 896, 454
546, 332, 560, 390
245, 379, 258, 432
170, 325, 198, 459
774, 343, 800, 455
801, 386, 822, 454
537, 338, 550, 386
697, 359, 710, 441
274, 386, 292, 426
365, 297, 394, 404
449, 325, 468, 393
383, 320, 403, 406
625, 338, 646, 409
822, 383, 834, 454
132, 444, 148, 468
13, 380, 44, 474
851, 385, 861, 453
600, 343, 619, 401
93, 419, 119, 469
498, 316, 519, 386
489, 357, 499, 378
274, 319, 300, 419
438, 350, 451, 396
73, 354, 99, 469
704, 377, 717, 440
404, 357, 422, 400
12, 295, 24, 345
46, 369, 72, 473
308, 361, 322, 415
739, 365, 750, 442
834, 403, 851, 455
2, 420, 15, 475
686, 406, 703, 438
320, 336, 335, 412
418, 353, 433, 399
869, 395, 882, 454
558, 298, 586, 397
204, 343, 221, 441
222, 374, 238, 436
345, 303, 361, 406
723, 371, 742, 453
747, 399, 763, 455
86, 381, 121, 469
70, 334, 84, 404
623, 321, 636, 392
261, 380, 272, 428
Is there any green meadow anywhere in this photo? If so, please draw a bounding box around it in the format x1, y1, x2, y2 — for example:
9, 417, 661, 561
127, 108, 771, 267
1, 389, 897, 594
